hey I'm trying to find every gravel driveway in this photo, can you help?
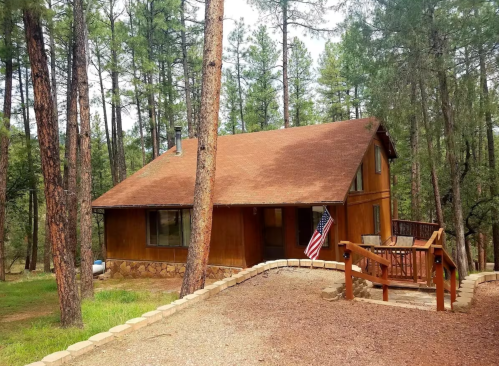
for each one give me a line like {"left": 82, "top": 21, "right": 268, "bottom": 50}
{"left": 69, "top": 268, "right": 499, "bottom": 366}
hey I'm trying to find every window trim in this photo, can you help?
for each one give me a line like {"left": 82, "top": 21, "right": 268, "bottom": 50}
{"left": 373, "top": 205, "right": 381, "bottom": 235}
{"left": 296, "top": 206, "right": 331, "bottom": 249}
{"left": 375, "top": 145, "right": 382, "bottom": 174}
{"left": 146, "top": 209, "right": 191, "bottom": 248}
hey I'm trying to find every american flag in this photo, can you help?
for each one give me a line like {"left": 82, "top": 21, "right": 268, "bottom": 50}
{"left": 304, "top": 208, "right": 334, "bottom": 260}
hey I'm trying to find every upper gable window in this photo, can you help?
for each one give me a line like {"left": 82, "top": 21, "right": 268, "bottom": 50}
{"left": 350, "top": 164, "right": 363, "bottom": 192}
{"left": 375, "top": 145, "right": 382, "bottom": 174}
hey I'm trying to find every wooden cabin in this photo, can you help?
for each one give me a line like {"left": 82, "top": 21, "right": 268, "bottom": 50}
{"left": 93, "top": 118, "right": 400, "bottom": 279}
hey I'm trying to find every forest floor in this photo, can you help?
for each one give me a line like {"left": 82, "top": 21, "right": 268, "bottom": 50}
{"left": 66, "top": 267, "right": 499, "bottom": 366}
{"left": 0, "top": 274, "right": 179, "bottom": 366}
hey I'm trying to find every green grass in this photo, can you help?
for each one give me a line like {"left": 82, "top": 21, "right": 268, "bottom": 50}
{"left": 0, "top": 277, "right": 177, "bottom": 366}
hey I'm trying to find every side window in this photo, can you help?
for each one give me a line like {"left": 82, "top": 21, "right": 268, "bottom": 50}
{"left": 147, "top": 209, "right": 192, "bottom": 247}
{"left": 350, "top": 164, "right": 363, "bottom": 192}
{"left": 375, "top": 145, "right": 382, "bottom": 174}
{"left": 373, "top": 205, "right": 381, "bottom": 234}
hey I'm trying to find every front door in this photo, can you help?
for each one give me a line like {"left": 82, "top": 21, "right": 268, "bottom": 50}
{"left": 263, "top": 208, "right": 284, "bottom": 259}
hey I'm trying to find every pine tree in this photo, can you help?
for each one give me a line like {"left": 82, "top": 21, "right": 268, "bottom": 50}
{"left": 244, "top": 25, "right": 281, "bottom": 131}
{"left": 289, "top": 38, "right": 315, "bottom": 127}
{"left": 225, "top": 18, "right": 247, "bottom": 132}
{"left": 180, "top": 0, "right": 225, "bottom": 297}
{"left": 317, "top": 41, "right": 348, "bottom": 122}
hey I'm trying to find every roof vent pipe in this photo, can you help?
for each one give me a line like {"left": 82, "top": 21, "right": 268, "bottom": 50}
{"left": 174, "top": 126, "right": 182, "bottom": 155}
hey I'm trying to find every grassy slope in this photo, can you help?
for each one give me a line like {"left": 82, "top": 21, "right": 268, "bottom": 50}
{"left": 0, "top": 276, "right": 177, "bottom": 366}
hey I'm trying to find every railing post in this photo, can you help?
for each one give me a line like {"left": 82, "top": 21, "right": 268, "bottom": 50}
{"left": 412, "top": 247, "right": 418, "bottom": 283}
{"left": 426, "top": 249, "right": 432, "bottom": 287}
{"left": 450, "top": 267, "right": 456, "bottom": 309}
{"left": 344, "top": 248, "right": 354, "bottom": 300}
{"left": 381, "top": 264, "right": 388, "bottom": 301}
{"left": 434, "top": 247, "right": 445, "bottom": 311}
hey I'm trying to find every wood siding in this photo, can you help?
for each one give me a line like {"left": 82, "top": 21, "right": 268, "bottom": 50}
{"left": 105, "top": 133, "right": 393, "bottom": 268}
{"left": 106, "top": 207, "right": 245, "bottom": 267}
{"left": 346, "top": 136, "right": 392, "bottom": 244}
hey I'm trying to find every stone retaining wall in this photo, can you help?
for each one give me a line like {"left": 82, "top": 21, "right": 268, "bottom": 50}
{"left": 106, "top": 259, "right": 241, "bottom": 280}
{"left": 453, "top": 271, "right": 499, "bottom": 312}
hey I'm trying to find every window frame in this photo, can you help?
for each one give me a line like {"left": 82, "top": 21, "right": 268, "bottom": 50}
{"left": 375, "top": 145, "right": 382, "bottom": 174}
{"left": 373, "top": 205, "right": 381, "bottom": 235}
{"left": 146, "top": 209, "right": 192, "bottom": 248}
{"left": 296, "top": 206, "right": 331, "bottom": 248}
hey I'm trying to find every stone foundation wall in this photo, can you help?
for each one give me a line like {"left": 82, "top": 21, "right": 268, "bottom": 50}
{"left": 106, "top": 259, "right": 241, "bottom": 280}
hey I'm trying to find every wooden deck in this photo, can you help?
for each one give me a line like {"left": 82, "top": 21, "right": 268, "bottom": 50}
{"left": 339, "top": 225, "right": 457, "bottom": 311}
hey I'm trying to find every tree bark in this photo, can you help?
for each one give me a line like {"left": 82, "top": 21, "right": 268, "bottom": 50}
{"left": 409, "top": 81, "right": 420, "bottom": 221}
{"left": 430, "top": 23, "right": 468, "bottom": 279}
{"left": 181, "top": 0, "right": 195, "bottom": 138}
{"left": 44, "top": 219, "right": 51, "bottom": 272}
{"left": 479, "top": 44, "right": 499, "bottom": 271}
{"left": 0, "top": 3, "right": 13, "bottom": 281}
{"left": 128, "top": 10, "right": 146, "bottom": 167}
{"left": 419, "top": 76, "right": 444, "bottom": 229}
{"left": 23, "top": 7, "right": 82, "bottom": 326}
{"left": 74, "top": 0, "right": 94, "bottom": 299}
{"left": 180, "top": 0, "right": 224, "bottom": 297}
{"left": 109, "top": 1, "right": 126, "bottom": 182}
{"left": 30, "top": 190, "right": 38, "bottom": 271}
{"left": 64, "top": 38, "right": 79, "bottom": 264}
{"left": 25, "top": 190, "right": 33, "bottom": 270}
{"left": 282, "top": 1, "right": 289, "bottom": 128}
{"left": 48, "top": 0, "right": 58, "bottom": 127}
{"left": 95, "top": 45, "right": 117, "bottom": 185}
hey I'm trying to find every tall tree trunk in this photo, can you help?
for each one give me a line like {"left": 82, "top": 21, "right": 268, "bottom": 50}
{"left": 181, "top": 0, "right": 195, "bottom": 138}
{"left": 74, "top": 0, "right": 93, "bottom": 299}
{"left": 180, "top": 0, "right": 224, "bottom": 297}
{"left": 0, "top": 4, "right": 13, "bottom": 281}
{"left": 44, "top": 219, "right": 51, "bottom": 272}
{"left": 167, "top": 61, "right": 175, "bottom": 149}
{"left": 109, "top": 4, "right": 126, "bottom": 182}
{"left": 419, "top": 76, "right": 444, "bottom": 229}
{"left": 479, "top": 44, "right": 499, "bottom": 271}
{"left": 23, "top": 7, "right": 82, "bottom": 326}
{"left": 48, "top": 0, "right": 58, "bottom": 126}
{"left": 18, "top": 50, "right": 40, "bottom": 271}
{"left": 30, "top": 190, "right": 38, "bottom": 271}
{"left": 25, "top": 190, "right": 33, "bottom": 270}
{"left": 282, "top": 1, "right": 289, "bottom": 128}
{"left": 64, "top": 39, "right": 79, "bottom": 264}
{"left": 409, "top": 81, "right": 420, "bottom": 221}
{"left": 148, "top": 72, "right": 159, "bottom": 159}
{"left": 430, "top": 21, "right": 468, "bottom": 279}
{"left": 130, "top": 46, "right": 145, "bottom": 166}
{"left": 95, "top": 46, "right": 116, "bottom": 185}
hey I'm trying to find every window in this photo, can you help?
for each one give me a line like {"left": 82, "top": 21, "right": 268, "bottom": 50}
{"left": 296, "top": 206, "right": 330, "bottom": 248}
{"left": 147, "top": 209, "right": 192, "bottom": 247}
{"left": 375, "top": 145, "right": 382, "bottom": 174}
{"left": 350, "top": 164, "right": 363, "bottom": 192}
{"left": 373, "top": 205, "right": 381, "bottom": 234}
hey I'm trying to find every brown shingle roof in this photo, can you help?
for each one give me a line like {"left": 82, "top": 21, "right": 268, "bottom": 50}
{"left": 92, "top": 118, "right": 382, "bottom": 208}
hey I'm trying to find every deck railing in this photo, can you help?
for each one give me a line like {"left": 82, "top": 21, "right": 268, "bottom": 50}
{"left": 392, "top": 219, "right": 440, "bottom": 240}
{"left": 339, "top": 241, "right": 391, "bottom": 302}
{"left": 340, "top": 229, "right": 457, "bottom": 311}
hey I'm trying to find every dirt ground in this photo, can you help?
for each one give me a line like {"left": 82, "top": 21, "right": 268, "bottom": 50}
{"left": 67, "top": 268, "right": 499, "bottom": 366}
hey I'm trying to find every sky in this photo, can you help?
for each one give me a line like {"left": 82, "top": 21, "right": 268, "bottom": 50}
{"left": 112, "top": 0, "right": 345, "bottom": 131}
